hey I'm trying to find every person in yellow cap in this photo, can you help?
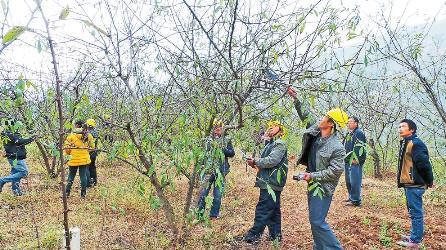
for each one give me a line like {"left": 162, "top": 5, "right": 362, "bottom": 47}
{"left": 196, "top": 119, "right": 235, "bottom": 219}
{"left": 64, "top": 120, "right": 95, "bottom": 198}
{"left": 287, "top": 86, "right": 346, "bottom": 249}
{"left": 234, "top": 120, "right": 288, "bottom": 244}
{"left": 85, "top": 119, "right": 99, "bottom": 187}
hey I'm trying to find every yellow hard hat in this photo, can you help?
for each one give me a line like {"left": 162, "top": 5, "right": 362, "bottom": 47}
{"left": 213, "top": 119, "right": 224, "bottom": 128}
{"left": 326, "top": 108, "right": 348, "bottom": 129}
{"left": 267, "top": 120, "right": 287, "bottom": 137}
{"left": 86, "top": 119, "right": 96, "bottom": 127}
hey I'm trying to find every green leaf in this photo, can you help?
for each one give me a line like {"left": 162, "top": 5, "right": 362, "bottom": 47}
{"left": 25, "top": 80, "right": 34, "bottom": 88}
{"left": 299, "top": 21, "right": 306, "bottom": 34}
{"left": 308, "top": 182, "right": 318, "bottom": 191}
{"left": 266, "top": 184, "right": 276, "bottom": 202}
{"left": 155, "top": 97, "right": 163, "bottom": 110}
{"left": 347, "top": 31, "right": 358, "bottom": 40}
{"left": 81, "top": 20, "right": 109, "bottom": 37}
{"left": 359, "top": 146, "right": 364, "bottom": 157}
{"left": 2, "top": 26, "right": 27, "bottom": 44}
{"left": 36, "top": 40, "right": 42, "bottom": 53}
{"left": 59, "top": 6, "right": 70, "bottom": 20}
{"left": 328, "top": 23, "right": 337, "bottom": 33}
{"left": 346, "top": 133, "right": 352, "bottom": 142}
{"left": 64, "top": 121, "right": 73, "bottom": 130}
{"left": 317, "top": 190, "right": 323, "bottom": 199}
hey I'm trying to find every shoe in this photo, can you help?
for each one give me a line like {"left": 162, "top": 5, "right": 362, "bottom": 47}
{"left": 81, "top": 189, "right": 86, "bottom": 198}
{"left": 345, "top": 202, "right": 361, "bottom": 207}
{"left": 401, "top": 234, "right": 410, "bottom": 242}
{"left": 396, "top": 240, "right": 420, "bottom": 249}
{"left": 268, "top": 235, "right": 282, "bottom": 242}
{"left": 232, "top": 234, "right": 260, "bottom": 245}
{"left": 209, "top": 216, "right": 218, "bottom": 220}
{"left": 13, "top": 190, "right": 23, "bottom": 196}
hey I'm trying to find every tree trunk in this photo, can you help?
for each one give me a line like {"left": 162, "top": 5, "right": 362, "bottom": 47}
{"left": 369, "top": 139, "right": 382, "bottom": 179}
{"left": 35, "top": 1, "right": 71, "bottom": 248}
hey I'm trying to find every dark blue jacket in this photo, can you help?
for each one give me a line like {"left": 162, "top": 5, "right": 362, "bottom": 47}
{"left": 344, "top": 128, "right": 367, "bottom": 165}
{"left": 2, "top": 130, "right": 34, "bottom": 160}
{"left": 220, "top": 139, "right": 235, "bottom": 176}
{"left": 397, "top": 134, "right": 434, "bottom": 188}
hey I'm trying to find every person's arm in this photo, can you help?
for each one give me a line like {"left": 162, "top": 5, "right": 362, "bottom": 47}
{"left": 412, "top": 141, "right": 434, "bottom": 187}
{"left": 88, "top": 134, "right": 95, "bottom": 150}
{"left": 222, "top": 139, "right": 235, "bottom": 157}
{"left": 310, "top": 147, "right": 345, "bottom": 182}
{"left": 287, "top": 87, "right": 316, "bottom": 126}
{"left": 354, "top": 130, "right": 367, "bottom": 165}
{"left": 63, "top": 136, "right": 72, "bottom": 155}
{"left": 255, "top": 142, "right": 287, "bottom": 169}
{"left": 12, "top": 134, "right": 34, "bottom": 146}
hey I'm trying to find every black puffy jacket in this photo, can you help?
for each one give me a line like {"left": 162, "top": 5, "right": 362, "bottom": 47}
{"left": 1, "top": 130, "right": 34, "bottom": 160}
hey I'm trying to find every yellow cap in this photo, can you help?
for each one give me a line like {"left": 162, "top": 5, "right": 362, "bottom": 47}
{"left": 326, "top": 108, "right": 348, "bottom": 129}
{"left": 86, "top": 119, "right": 96, "bottom": 127}
{"left": 267, "top": 120, "right": 287, "bottom": 138}
{"left": 213, "top": 119, "right": 224, "bottom": 128}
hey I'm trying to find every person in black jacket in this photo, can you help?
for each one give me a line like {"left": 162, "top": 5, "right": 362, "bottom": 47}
{"left": 343, "top": 116, "right": 367, "bottom": 207}
{"left": 0, "top": 120, "right": 36, "bottom": 196}
{"left": 196, "top": 120, "right": 235, "bottom": 219}
{"left": 396, "top": 119, "right": 434, "bottom": 249}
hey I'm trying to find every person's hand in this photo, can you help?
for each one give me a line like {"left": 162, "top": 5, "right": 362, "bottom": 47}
{"left": 247, "top": 158, "right": 255, "bottom": 168}
{"left": 261, "top": 134, "right": 271, "bottom": 142}
{"left": 301, "top": 173, "right": 312, "bottom": 181}
{"left": 287, "top": 86, "right": 297, "bottom": 100}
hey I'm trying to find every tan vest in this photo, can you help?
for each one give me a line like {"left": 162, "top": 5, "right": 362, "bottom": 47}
{"left": 399, "top": 141, "right": 414, "bottom": 184}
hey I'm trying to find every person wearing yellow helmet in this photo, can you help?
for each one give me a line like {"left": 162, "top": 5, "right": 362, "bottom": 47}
{"left": 197, "top": 119, "right": 235, "bottom": 219}
{"left": 235, "top": 119, "right": 288, "bottom": 244}
{"left": 86, "top": 119, "right": 96, "bottom": 128}
{"left": 287, "top": 86, "right": 346, "bottom": 249}
{"left": 64, "top": 120, "right": 95, "bottom": 198}
{"left": 212, "top": 119, "right": 224, "bottom": 128}
{"left": 85, "top": 118, "right": 99, "bottom": 187}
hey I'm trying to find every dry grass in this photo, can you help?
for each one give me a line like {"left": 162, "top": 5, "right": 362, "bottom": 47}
{"left": 1, "top": 156, "right": 445, "bottom": 249}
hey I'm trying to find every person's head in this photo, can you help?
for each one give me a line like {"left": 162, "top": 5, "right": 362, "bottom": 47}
{"left": 347, "top": 116, "right": 359, "bottom": 131}
{"left": 212, "top": 119, "right": 224, "bottom": 137}
{"left": 266, "top": 120, "right": 285, "bottom": 138}
{"left": 399, "top": 119, "right": 417, "bottom": 138}
{"left": 74, "top": 120, "right": 84, "bottom": 129}
{"left": 2, "top": 119, "right": 19, "bottom": 132}
{"left": 318, "top": 116, "right": 336, "bottom": 131}
{"left": 86, "top": 119, "right": 96, "bottom": 128}
{"left": 319, "top": 108, "right": 348, "bottom": 133}
{"left": 3, "top": 119, "right": 15, "bottom": 128}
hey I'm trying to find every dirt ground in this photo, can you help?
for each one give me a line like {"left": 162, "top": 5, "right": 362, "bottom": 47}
{"left": 1, "top": 156, "right": 445, "bottom": 249}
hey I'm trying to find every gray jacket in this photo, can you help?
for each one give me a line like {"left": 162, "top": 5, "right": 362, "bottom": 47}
{"left": 255, "top": 138, "right": 288, "bottom": 191}
{"left": 294, "top": 99, "right": 346, "bottom": 196}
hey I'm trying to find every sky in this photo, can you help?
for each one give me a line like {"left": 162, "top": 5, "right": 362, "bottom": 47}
{"left": 1, "top": 0, "right": 445, "bottom": 82}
